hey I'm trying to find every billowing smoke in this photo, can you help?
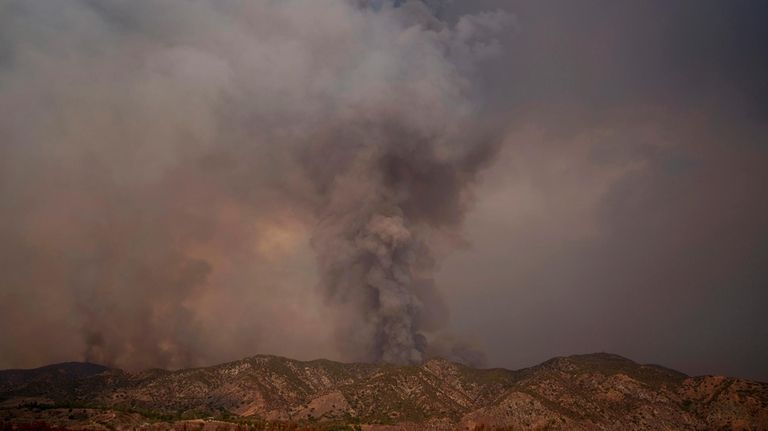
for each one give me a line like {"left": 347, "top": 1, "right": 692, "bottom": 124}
{"left": 0, "top": 0, "right": 508, "bottom": 369}
{"left": 308, "top": 123, "right": 500, "bottom": 363}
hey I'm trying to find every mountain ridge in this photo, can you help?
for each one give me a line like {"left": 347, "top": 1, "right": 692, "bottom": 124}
{"left": 1, "top": 353, "right": 766, "bottom": 430}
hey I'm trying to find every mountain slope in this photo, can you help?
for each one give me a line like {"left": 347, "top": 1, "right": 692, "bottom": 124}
{"left": 1, "top": 353, "right": 766, "bottom": 430}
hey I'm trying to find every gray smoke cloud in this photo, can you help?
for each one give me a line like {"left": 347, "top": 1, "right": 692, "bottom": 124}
{"left": 308, "top": 122, "right": 500, "bottom": 363}
{"left": 0, "top": 0, "right": 508, "bottom": 369}
{"left": 4, "top": 0, "right": 767, "bottom": 381}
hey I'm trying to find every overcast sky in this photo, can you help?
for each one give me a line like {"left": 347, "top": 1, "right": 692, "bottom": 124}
{"left": 439, "top": 0, "right": 768, "bottom": 380}
{"left": 1, "top": 0, "right": 766, "bottom": 381}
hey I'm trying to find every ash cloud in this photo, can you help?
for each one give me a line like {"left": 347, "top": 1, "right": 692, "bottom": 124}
{"left": 0, "top": 0, "right": 508, "bottom": 369}
{"left": 2, "top": 0, "right": 767, "bottom": 381}
{"left": 308, "top": 123, "right": 500, "bottom": 363}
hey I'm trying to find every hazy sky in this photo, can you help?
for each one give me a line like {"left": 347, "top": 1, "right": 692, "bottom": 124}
{"left": 439, "top": 0, "right": 768, "bottom": 381}
{"left": 1, "top": 0, "right": 766, "bottom": 381}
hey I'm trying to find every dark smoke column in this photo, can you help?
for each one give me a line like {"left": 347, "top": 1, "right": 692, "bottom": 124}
{"left": 313, "top": 206, "right": 426, "bottom": 364}
{"left": 299, "top": 0, "right": 509, "bottom": 365}
{"left": 308, "top": 125, "right": 499, "bottom": 364}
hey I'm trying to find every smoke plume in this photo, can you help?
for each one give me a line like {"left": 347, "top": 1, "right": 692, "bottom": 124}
{"left": 0, "top": 0, "right": 508, "bottom": 368}
{"left": 308, "top": 123, "right": 500, "bottom": 363}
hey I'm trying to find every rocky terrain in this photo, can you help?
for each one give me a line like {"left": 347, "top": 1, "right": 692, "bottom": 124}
{"left": 1, "top": 353, "right": 766, "bottom": 430}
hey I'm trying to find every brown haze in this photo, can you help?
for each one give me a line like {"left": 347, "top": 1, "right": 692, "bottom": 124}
{"left": 0, "top": 0, "right": 510, "bottom": 370}
{"left": 1, "top": 0, "right": 767, "bottom": 381}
